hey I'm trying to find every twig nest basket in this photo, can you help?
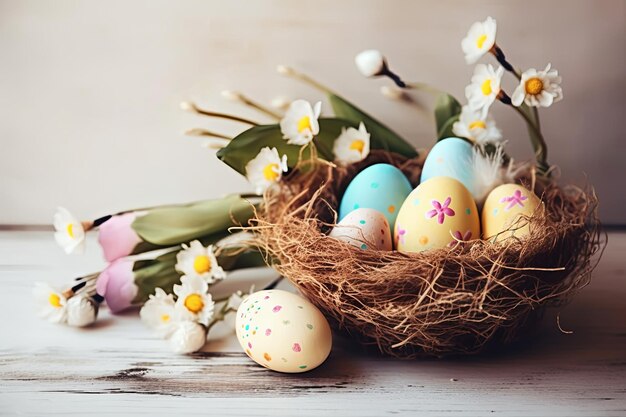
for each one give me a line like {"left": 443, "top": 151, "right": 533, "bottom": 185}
{"left": 251, "top": 150, "right": 603, "bottom": 358}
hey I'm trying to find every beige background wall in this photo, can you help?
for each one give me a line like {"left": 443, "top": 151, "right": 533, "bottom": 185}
{"left": 1, "top": 0, "right": 624, "bottom": 224}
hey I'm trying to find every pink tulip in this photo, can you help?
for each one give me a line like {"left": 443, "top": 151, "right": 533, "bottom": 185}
{"left": 96, "top": 259, "right": 138, "bottom": 313}
{"left": 97, "top": 212, "right": 142, "bottom": 262}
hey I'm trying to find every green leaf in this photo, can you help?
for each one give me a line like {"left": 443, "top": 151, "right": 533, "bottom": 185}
{"left": 434, "top": 93, "right": 462, "bottom": 140}
{"left": 131, "top": 195, "right": 254, "bottom": 246}
{"left": 327, "top": 93, "right": 417, "bottom": 158}
{"left": 216, "top": 118, "right": 356, "bottom": 176}
{"left": 132, "top": 256, "right": 179, "bottom": 304}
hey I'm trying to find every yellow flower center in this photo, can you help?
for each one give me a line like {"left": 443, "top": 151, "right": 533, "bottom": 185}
{"left": 184, "top": 293, "right": 204, "bottom": 313}
{"left": 193, "top": 255, "right": 211, "bottom": 274}
{"left": 263, "top": 163, "right": 280, "bottom": 181}
{"left": 476, "top": 34, "right": 488, "bottom": 49}
{"left": 469, "top": 120, "right": 487, "bottom": 130}
{"left": 525, "top": 77, "right": 544, "bottom": 95}
{"left": 49, "top": 293, "right": 62, "bottom": 308}
{"left": 161, "top": 314, "right": 170, "bottom": 323}
{"left": 349, "top": 139, "right": 365, "bottom": 153}
{"left": 297, "top": 116, "right": 311, "bottom": 133}
{"left": 66, "top": 223, "right": 74, "bottom": 238}
{"left": 481, "top": 79, "right": 493, "bottom": 96}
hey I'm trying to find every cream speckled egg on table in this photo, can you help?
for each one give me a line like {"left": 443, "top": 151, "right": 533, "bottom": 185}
{"left": 481, "top": 183, "right": 543, "bottom": 242}
{"left": 329, "top": 208, "right": 392, "bottom": 251}
{"left": 394, "top": 176, "right": 480, "bottom": 252}
{"left": 235, "top": 290, "right": 332, "bottom": 373}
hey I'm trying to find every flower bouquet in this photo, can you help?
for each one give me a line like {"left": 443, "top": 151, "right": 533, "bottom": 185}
{"left": 38, "top": 16, "right": 603, "bottom": 361}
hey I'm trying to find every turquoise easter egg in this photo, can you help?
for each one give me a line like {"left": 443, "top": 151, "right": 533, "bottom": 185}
{"left": 420, "top": 137, "right": 474, "bottom": 194}
{"left": 339, "top": 163, "right": 412, "bottom": 230}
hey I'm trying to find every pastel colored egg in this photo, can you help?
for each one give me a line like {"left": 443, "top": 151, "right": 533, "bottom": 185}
{"left": 339, "top": 163, "right": 412, "bottom": 230}
{"left": 420, "top": 137, "right": 474, "bottom": 195}
{"left": 329, "top": 208, "right": 392, "bottom": 251}
{"left": 481, "top": 184, "right": 543, "bottom": 242}
{"left": 394, "top": 176, "right": 480, "bottom": 252}
{"left": 235, "top": 290, "right": 332, "bottom": 373}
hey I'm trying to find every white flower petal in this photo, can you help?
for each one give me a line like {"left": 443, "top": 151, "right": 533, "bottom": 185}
{"left": 169, "top": 321, "right": 207, "bottom": 354}
{"left": 355, "top": 50, "right": 385, "bottom": 77}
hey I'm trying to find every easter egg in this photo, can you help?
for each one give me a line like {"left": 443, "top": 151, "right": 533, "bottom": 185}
{"left": 394, "top": 177, "right": 480, "bottom": 252}
{"left": 420, "top": 137, "right": 474, "bottom": 195}
{"left": 481, "top": 184, "right": 542, "bottom": 242}
{"left": 329, "top": 208, "right": 392, "bottom": 251}
{"left": 339, "top": 163, "right": 412, "bottom": 230}
{"left": 235, "top": 290, "right": 332, "bottom": 373}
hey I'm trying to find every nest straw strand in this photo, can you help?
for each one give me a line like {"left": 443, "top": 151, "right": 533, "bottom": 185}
{"left": 248, "top": 150, "right": 604, "bottom": 358}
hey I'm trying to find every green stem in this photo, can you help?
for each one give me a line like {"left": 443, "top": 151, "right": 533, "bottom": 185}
{"left": 509, "top": 104, "right": 550, "bottom": 175}
{"left": 405, "top": 82, "right": 442, "bottom": 95}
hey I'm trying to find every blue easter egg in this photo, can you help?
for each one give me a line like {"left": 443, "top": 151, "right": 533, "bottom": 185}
{"left": 339, "top": 163, "right": 412, "bottom": 230}
{"left": 420, "top": 137, "right": 474, "bottom": 194}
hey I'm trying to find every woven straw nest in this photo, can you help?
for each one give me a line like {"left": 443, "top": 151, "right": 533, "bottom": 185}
{"left": 249, "top": 150, "right": 604, "bottom": 358}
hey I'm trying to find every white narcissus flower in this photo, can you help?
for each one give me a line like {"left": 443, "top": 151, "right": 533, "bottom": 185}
{"left": 140, "top": 288, "right": 177, "bottom": 338}
{"left": 175, "top": 240, "right": 225, "bottom": 283}
{"left": 245, "top": 147, "right": 288, "bottom": 195}
{"left": 333, "top": 122, "right": 371, "bottom": 165}
{"left": 33, "top": 282, "right": 67, "bottom": 323}
{"left": 461, "top": 17, "right": 497, "bottom": 65}
{"left": 53, "top": 207, "right": 86, "bottom": 254}
{"left": 465, "top": 64, "right": 504, "bottom": 118}
{"left": 511, "top": 64, "right": 563, "bottom": 108}
{"left": 169, "top": 321, "right": 207, "bottom": 354}
{"left": 355, "top": 50, "right": 385, "bottom": 77}
{"left": 66, "top": 295, "right": 97, "bottom": 327}
{"left": 452, "top": 105, "right": 503, "bottom": 145}
{"left": 173, "top": 275, "right": 215, "bottom": 326}
{"left": 279, "top": 99, "right": 322, "bottom": 145}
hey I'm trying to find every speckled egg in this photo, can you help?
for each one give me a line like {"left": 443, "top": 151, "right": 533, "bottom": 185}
{"left": 235, "top": 290, "right": 332, "bottom": 373}
{"left": 420, "top": 137, "right": 474, "bottom": 194}
{"left": 339, "top": 163, "right": 412, "bottom": 230}
{"left": 481, "top": 184, "right": 543, "bottom": 242}
{"left": 394, "top": 176, "right": 480, "bottom": 252}
{"left": 329, "top": 208, "right": 392, "bottom": 251}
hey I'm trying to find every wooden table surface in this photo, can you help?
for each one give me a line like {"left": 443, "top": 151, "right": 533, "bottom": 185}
{"left": 0, "top": 231, "right": 624, "bottom": 416}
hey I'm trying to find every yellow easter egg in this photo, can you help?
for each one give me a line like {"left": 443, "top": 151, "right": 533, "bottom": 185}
{"left": 394, "top": 177, "right": 480, "bottom": 252}
{"left": 481, "top": 184, "right": 543, "bottom": 242}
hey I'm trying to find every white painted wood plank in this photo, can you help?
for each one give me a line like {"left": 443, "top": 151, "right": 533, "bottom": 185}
{"left": 0, "top": 231, "right": 624, "bottom": 416}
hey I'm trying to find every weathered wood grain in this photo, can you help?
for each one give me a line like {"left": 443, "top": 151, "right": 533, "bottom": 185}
{"left": 0, "top": 231, "right": 624, "bottom": 416}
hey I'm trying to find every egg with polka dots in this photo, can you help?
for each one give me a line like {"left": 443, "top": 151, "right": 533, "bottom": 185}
{"left": 339, "top": 163, "right": 412, "bottom": 230}
{"left": 235, "top": 290, "right": 332, "bottom": 373}
{"left": 330, "top": 208, "right": 392, "bottom": 251}
{"left": 394, "top": 176, "right": 480, "bottom": 253}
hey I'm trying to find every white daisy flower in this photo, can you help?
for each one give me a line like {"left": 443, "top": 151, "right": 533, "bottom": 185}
{"left": 140, "top": 288, "right": 177, "bottom": 338}
{"left": 175, "top": 240, "right": 225, "bottom": 283}
{"left": 245, "top": 147, "right": 288, "bottom": 195}
{"left": 33, "top": 282, "right": 67, "bottom": 323}
{"left": 355, "top": 50, "right": 386, "bottom": 77}
{"left": 511, "top": 64, "right": 563, "bottom": 108}
{"left": 461, "top": 17, "right": 497, "bottom": 65}
{"left": 465, "top": 64, "right": 504, "bottom": 118}
{"left": 279, "top": 99, "right": 322, "bottom": 145}
{"left": 173, "top": 275, "right": 215, "bottom": 326}
{"left": 169, "top": 320, "right": 207, "bottom": 354}
{"left": 53, "top": 207, "right": 86, "bottom": 254}
{"left": 333, "top": 122, "right": 371, "bottom": 165}
{"left": 66, "top": 295, "right": 97, "bottom": 327}
{"left": 452, "top": 105, "right": 503, "bottom": 145}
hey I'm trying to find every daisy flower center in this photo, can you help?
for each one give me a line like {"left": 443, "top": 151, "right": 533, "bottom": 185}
{"left": 49, "top": 293, "right": 62, "bottom": 308}
{"left": 469, "top": 120, "right": 487, "bottom": 130}
{"left": 349, "top": 139, "right": 365, "bottom": 153}
{"left": 297, "top": 116, "right": 311, "bottom": 133}
{"left": 184, "top": 293, "right": 204, "bottom": 313}
{"left": 66, "top": 223, "right": 74, "bottom": 238}
{"left": 161, "top": 314, "right": 170, "bottom": 323}
{"left": 262, "top": 163, "right": 280, "bottom": 181}
{"left": 476, "top": 34, "right": 488, "bottom": 49}
{"left": 525, "top": 77, "right": 544, "bottom": 95}
{"left": 193, "top": 255, "right": 211, "bottom": 274}
{"left": 481, "top": 79, "right": 493, "bottom": 96}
